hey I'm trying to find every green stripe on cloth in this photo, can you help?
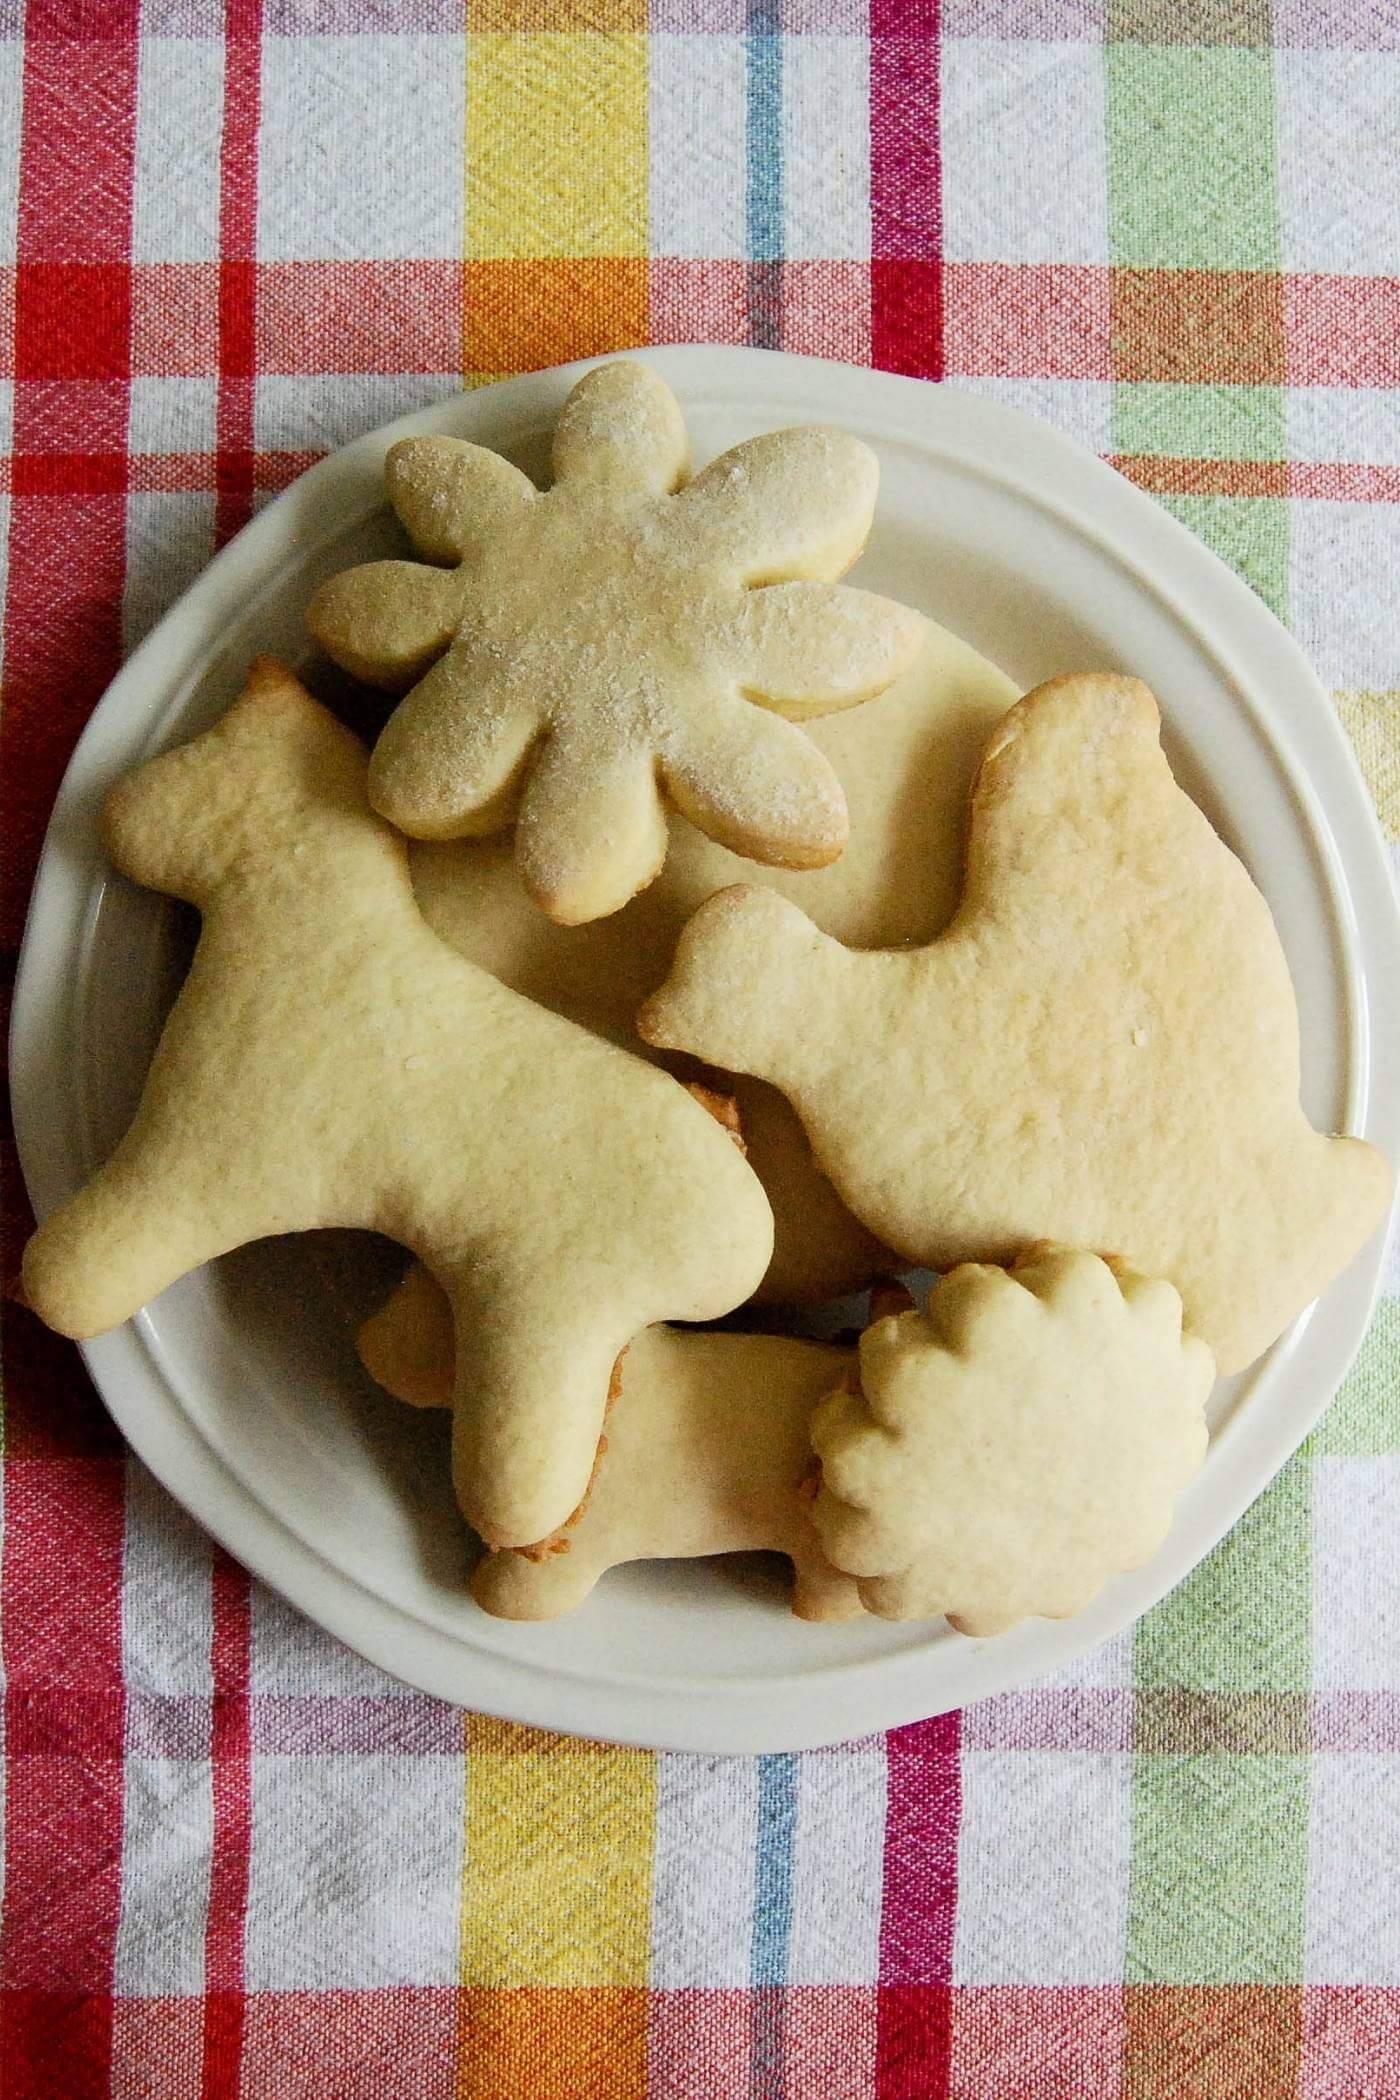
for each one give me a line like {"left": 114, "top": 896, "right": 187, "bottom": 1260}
{"left": 1113, "top": 381, "right": 1285, "bottom": 461}
{"left": 1131, "top": 1460, "right": 1311, "bottom": 1696}
{"left": 1149, "top": 494, "right": 1289, "bottom": 616}
{"left": 1106, "top": 47, "right": 1281, "bottom": 272}
{"left": 1107, "top": 38, "right": 1289, "bottom": 614}
{"left": 1105, "top": 10, "right": 1312, "bottom": 2029}
{"left": 1127, "top": 1756, "right": 1310, "bottom": 1984}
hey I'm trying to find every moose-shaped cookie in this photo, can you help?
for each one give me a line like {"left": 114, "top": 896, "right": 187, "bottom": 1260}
{"left": 642, "top": 673, "right": 1392, "bottom": 1372}
{"left": 21, "top": 659, "right": 772, "bottom": 1548}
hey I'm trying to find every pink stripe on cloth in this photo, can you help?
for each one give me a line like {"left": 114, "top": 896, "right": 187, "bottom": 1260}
{"left": 648, "top": 1987, "right": 754, "bottom": 2099}
{"left": 1286, "top": 273, "right": 1400, "bottom": 388}
{"left": 1312, "top": 1692, "right": 1400, "bottom": 1751}
{"left": 960, "top": 1689, "right": 1133, "bottom": 1754}
{"left": 214, "top": 0, "right": 262, "bottom": 547}
{"left": 877, "top": 1713, "right": 962, "bottom": 2097}
{"left": 870, "top": 0, "right": 942, "bottom": 380}
{"left": 251, "top": 1695, "right": 465, "bottom": 1754}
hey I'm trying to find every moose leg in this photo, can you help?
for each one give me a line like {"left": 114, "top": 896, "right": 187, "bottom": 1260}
{"left": 22, "top": 1136, "right": 297, "bottom": 1340}
{"left": 470, "top": 1543, "right": 606, "bottom": 1621}
{"left": 446, "top": 1267, "right": 632, "bottom": 1551}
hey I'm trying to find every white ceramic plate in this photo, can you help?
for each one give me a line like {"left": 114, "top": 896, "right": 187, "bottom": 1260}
{"left": 11, "top": 347, "right": 1399, "bottom": 1753}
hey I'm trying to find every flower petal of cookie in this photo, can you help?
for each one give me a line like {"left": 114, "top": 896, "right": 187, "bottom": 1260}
{"left": 517, "top": 736, "right": 669, "bottom": 925}
{"left": 669, "top": 426, "right": 881, "bottom": 585}
{"left": 386, "top": 437, "right": 536, "bottom": 564}
{"left": 308, "top": 560, "right": 462, "bottom": 693}
{"left": 734, "top": 584, "right": 925, "bottom": 719}
{"left": 368, "top": 653, "right": 542, "bottom": 839}
{"left": 551, "top": 360, "right": 690, "bottom": 497}
{"left": 659, "top": 695, "right": 849, "bottom": 869}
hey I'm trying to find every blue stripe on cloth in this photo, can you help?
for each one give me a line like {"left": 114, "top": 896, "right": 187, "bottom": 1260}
{"left": 750, "top": 1751, "right": 798, "bottom": 2098}
{"left": 746, "top": 0, "right": 783, "bottom": 348}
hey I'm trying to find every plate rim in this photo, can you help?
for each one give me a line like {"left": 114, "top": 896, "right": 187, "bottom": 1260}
{"left": 9, "top": 343, "right": 1399, "bottom": 1753}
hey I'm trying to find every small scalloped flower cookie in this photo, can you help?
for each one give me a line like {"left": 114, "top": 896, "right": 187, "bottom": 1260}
{"left": 307, "top": 359, "right": 922, "bottom": 924}
{"left": 811, "top": 1246, "right": 1216, "bottom": 1636}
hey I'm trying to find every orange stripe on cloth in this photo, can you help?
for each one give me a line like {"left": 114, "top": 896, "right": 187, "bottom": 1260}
{"left": 1111, "top": 455, "right": 1400, "bottom": 502}
{"left": 457, "top": 1718, "right": 656, "bottom": 2096}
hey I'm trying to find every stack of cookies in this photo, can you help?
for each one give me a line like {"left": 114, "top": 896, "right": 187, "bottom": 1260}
{"left": 23, "top": 363, "right": 1392, "bottom": 1641}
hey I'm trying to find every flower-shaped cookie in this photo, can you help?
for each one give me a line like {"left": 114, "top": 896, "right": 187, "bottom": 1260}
{"left": 811, "top": 1247, "right": 1215, "bottom": 1635}
{"left": 308, "top": 360, "right": 922, "bottom": 923}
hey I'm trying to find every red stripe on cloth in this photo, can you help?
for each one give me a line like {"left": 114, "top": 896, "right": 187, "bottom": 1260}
{"left": 0, "top": 449, "right": 323, "bottom": 496}
{"left": 200, "top": 35, "right": 261, "bottom": 2070}
{"left": 241, "top": 1988, "right": 460, "bottom": 2098}
{"left": 12, "top": 262, "right": 132, "bottom": 380}
{"left": 1286, "top": 273, "right": 1400, "bottom": 389}
{"left": 2, "top": 434, "right": 134, "bottom": 935}
{"left": 215, "top": 0, "right": 263, "bottom": 547}
{"left": 944, "top": 261, "right": 1112, "bottom": 380}
{"left": 6, "top": 450, "right": 130, "bottom": 494}
{"left": 876, "top": 1712, "right": 962, "bottom": 2098}
{"left": 0, "top": 1458, "right": 128, "bottom": 2093}
{"left": 1, "top": 18, "right": 139, "bottom": 955}
{"left": 14, "top": 32, "right": 140, "bottom": 267}
{"left": 1, "top": 20, "right": 139, "bottom": 2092}
{"left": 1289, "top": 459, "right": 1400, "bottom": 501}
{"left": 2, "top": 1992, "right": 121, "bottom": 2100}
{"left": 256, "top": 259, "right": 466, "bottom": 375}
{"left": 870, "top": 0, "right": 942, "bottom": 380}
{"left": 201, "top": 1549, "right": 254, "bottom": 2100}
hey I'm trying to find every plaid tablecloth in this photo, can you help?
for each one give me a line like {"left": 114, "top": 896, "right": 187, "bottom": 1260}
{"left": 3, "top": 2, "right": 1399, "bottom": 2094}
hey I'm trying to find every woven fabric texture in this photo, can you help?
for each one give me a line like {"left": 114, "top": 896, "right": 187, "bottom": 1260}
{"left": 2, "top": 3, "right": 1398, "bottom": 2095}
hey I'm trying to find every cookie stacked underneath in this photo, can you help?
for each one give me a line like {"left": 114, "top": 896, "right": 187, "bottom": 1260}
{"left": 22, "top": 362, "right": 1392, "bottom": 1640}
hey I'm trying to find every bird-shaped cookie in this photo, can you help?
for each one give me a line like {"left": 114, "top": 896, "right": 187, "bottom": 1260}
{"left": 22, "top": 659, "right": 773, "bottom": 1547}
{"left": 308, "top": 359, "right": 922, "bottom": 923}
{"left": 641, "top": 673, "right": 1392, "bottom": 1372}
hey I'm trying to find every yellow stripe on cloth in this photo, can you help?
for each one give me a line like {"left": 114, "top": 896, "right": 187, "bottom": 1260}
{"left": 466, "top": 32, "right": 648, "bottom": 260}
{"left": 457, "top": 1718, "right": 656, "bottom": 2097}
{"left": 459, "top": 1716, "right": 657, "bottom": 1987}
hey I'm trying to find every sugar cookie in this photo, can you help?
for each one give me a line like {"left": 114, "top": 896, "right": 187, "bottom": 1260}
{"left": 307, "top": 359, "right": 922, "bottom": 922}
{"left": 812, "top": 1246, "right": 1214, "bottom": 1634}
{"left": 641, "top": 673, "right": 1393, "bottom": 1371}
{"left": 21, "top": 660, "right": 772, "bottom": 1548}
{"left": 410, "top": 623, "right": 1017, "bottom": 1303}
{"left": 358, "top": 1299, "right": 862, "bottom": 1623}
